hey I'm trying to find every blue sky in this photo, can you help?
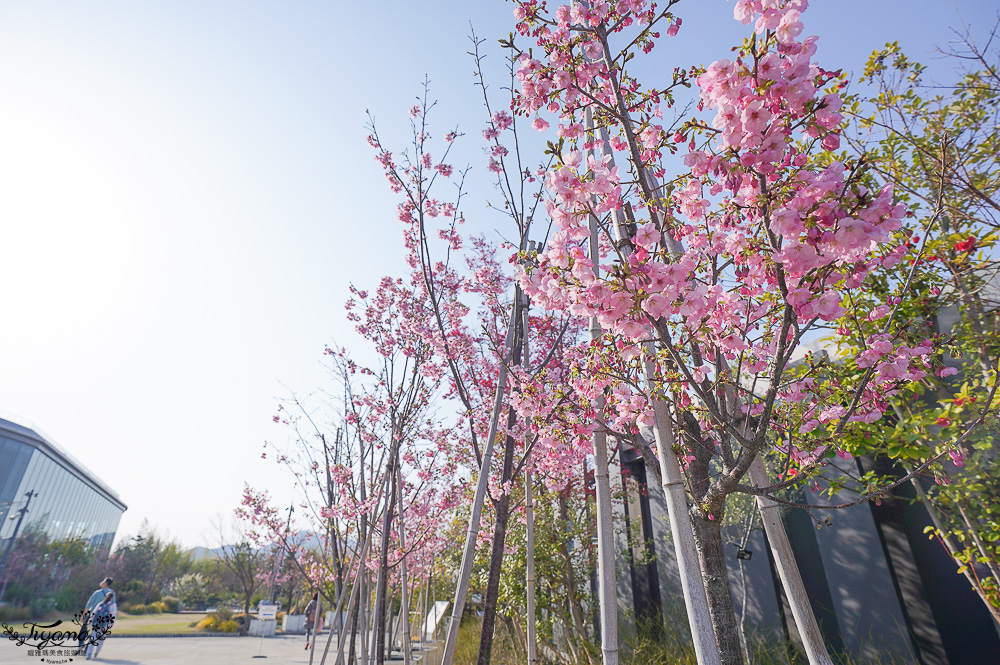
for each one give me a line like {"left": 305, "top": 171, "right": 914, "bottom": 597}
{"left": 0, "top": 0, "right": 995, "bottom": 548}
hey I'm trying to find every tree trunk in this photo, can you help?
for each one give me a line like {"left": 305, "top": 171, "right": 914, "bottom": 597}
{"left": 554, "top": 593, "right": 584, "bottom": 665}
{"left": 559, "top": 493, "right": 596, "bottom": 665}
{"left": 360, "top": 571, "right": 370, "bottom": 665}
{"left": 347, "top": 577, "right": 362, "bottom": 665}
{"left": 319, "top": 526, "right": 376, "bottom": 665}
{"left": 591, "top": 112, "right": 721, "bottom": 664}
{"left": 441, "top": 308, "right": 520, "bottom": 665}
{"left": 525, "top": 467, "right": 537, "bottom": 665}
{"left": 397, "top": 460, "right": 413, "bottom": 665}
{"left": 374, "top": 465, "right": 398, "bottom": 665}
{"left": 243, "top": 594, "right": 252, "bottom": 637}
{"left": 645, "top": 372, "right": 722, "bottom": 665}
{"left": 690, "top": 511, "right": 744, "bottom": 665}
{"left": 476, "top": 407, "right": 519, "bottom": 665}
{"left": 523, "top": 297, "right": 538, "bottom": 665}
{"left": 476, "top": 292, "right": 526, "bottom": 665}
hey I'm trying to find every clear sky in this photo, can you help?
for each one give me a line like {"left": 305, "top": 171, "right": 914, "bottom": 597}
{"left": 0, "top": 0, "right": 994, "bottom": 549}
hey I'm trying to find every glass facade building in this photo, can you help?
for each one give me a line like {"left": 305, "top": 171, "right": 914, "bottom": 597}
{"left": 0, "top": 417, "right": 126, "bottom": 553}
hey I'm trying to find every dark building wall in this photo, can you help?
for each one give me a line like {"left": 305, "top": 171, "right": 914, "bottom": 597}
{"left": 614, "top": 441, "right": 1000, "bottom": 664}
{"left": 807, "top": 465, "right": 916, "bottom": 662}
{"left": 863, "top": 456, "right": 1000, "bottom": 665}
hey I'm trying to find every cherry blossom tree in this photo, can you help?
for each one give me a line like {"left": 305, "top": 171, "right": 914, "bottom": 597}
{"left": 502, "top": 1, "right": 991, "bottom": 663}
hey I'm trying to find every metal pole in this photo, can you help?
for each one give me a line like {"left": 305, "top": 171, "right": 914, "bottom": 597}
{"left": 586, "top": 105, "right": 619, "bottom": 665}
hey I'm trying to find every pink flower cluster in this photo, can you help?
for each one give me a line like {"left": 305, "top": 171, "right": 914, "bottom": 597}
{"left": 509, "top": 0, "right": 933, "bottom": 455}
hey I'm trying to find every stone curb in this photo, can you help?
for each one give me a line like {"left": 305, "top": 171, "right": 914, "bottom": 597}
{"left": 115, "top": 632, "right": 245, "bottom": 638}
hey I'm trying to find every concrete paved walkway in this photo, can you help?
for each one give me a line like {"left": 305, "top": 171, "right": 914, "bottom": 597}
{"left": 0, "top": 634, "right": 327, "bottom": 665}
{"left": 0, "top": 633, "right": 443, "bottom": 665}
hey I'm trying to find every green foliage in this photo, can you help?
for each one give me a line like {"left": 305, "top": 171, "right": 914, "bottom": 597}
{"left": 110, "top": 521, "right": 192, "bottom": 606}
{"left": 159, "top": 596, "right": 182, "bottom": 613}
{"left": 28, "top": 596, "right": 57, "bottom": 618}
{"left": 452, "top": 618, "right": 525, "bottom": 665}
{"left": 0, "top": 605, "right": 32, "bottom": 622}
{"left": 148, "top": 601, "right": 168, "bottom": 613}
{"left": 469, "top": 478, "right": 601, "bottom": 664}
{"left": 0, "top": 530, "right": 105, "bottom": 613}
{"left": 53, "top": 588, "right": 82, "bottom": 612}
{"left": 211, "top": 606, "right": 234, "bottom": 623}
{"left": 218, "top": 619, "right": 240, "bottom": 632}
{"left": 195, "top": 616, "right": 217, "bottom": 631}
{"left": 834, "top": 27, "right": 1000, "bottom": 622}
{"left": 2, "top": 582, "right": 32, "bottom": 607}
{"left": 167, "top": 571, "right": 217, "bottom": 609}
{"left": 623, "top": 617, "right": 696, "bottom": 665}
{"left": 194, "top": 607, "right": 241, "bottom": 633}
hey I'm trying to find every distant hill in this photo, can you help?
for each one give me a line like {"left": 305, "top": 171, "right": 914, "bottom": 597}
{"left": 187, "top": 532, "right": 321, "bottom": 560}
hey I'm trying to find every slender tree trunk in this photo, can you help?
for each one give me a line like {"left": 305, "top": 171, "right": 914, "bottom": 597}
{"left": 347, "top": 578, "right": 362, "bottom": 665}
{"left": 523, "top": 295, "right": 538, "bottom": 665}
{"left": 476, "top": 405, "right": 519, "bottom": 665}
{"left": 317, "top": 520, "right": 376, "bottom": 665}
{"left": 332, "top": 533, "right": 345, "bottom": 631}
{"left": 559, "top": 493, "right": 585, "bottom": 638}
{"left": 387, "top": 586, "right": 396, "bottom": 659}
{"left": 689, "top": 512, "right": 744, "bottom": 665}
{"left": 555, "top": 593, "right": 584, "bottom": 665}
{"left": 645, "top": 373, "right": 722, "bottom": 665}
{"left": 397, "top": 460, "right": 412, "bottom": 665}
{"left": 374, "top": 463, "right": 399, "bottom": 665}
{"left": 683, "top": 409, "right": 742, "bottom": 665}
{"left": 321, "top": 533, "right": 376, "bottom": 665}
{"left": 525, "top": 467, "right": 537, "bottom": 665}
{"left": 326, "top": 436, "right": 346, "bottom": 642}
{"left": 592, "top": 416, "right": 619, "bottom": 665}
{"left": 590, "top": 113, "right": 721, "bottom": 664}
{"left": 441, "top": 310, "right": 520, "bottom": 665}
{"left": 360, "top": 572, "right": 370, "bottom": 665}
{"left": 559, "top": 493, "right": 595, "bottom": 665}
{"left": 471, "top": 296, "right": 525, "bottom": 665}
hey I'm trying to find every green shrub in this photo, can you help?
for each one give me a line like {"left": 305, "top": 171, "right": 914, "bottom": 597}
{"left": 3, "top": 582, "right": 31, "bottom": 607}
{"left": 29, "top": 596, "right": 57, "bottom": 618}
{"left": 210, "top": 607, "right": 234, "bottom": 623}
{"left": 160, "top": 596, "right": 181, "bottom": 613}
{"left": 129, "top": 604, "right": 148, "bottom": 615}
{"left": 196, "top": 617, "right": 217, "bottom": 631}
{"left": 148, "top": 601, "right": 167, "bottom": 614}
{"left": 0, "top": 605, "right": 32, "bottom": 622}
{"left": 54, "top": 589, "right": 81, "bottom": 612}
{"left": 218, "top": 620, "right": 239, "bottom": 633}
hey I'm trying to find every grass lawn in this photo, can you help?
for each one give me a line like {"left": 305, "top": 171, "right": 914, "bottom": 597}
{"left": 112, "top": 612, "right": 209, "bottom": 634}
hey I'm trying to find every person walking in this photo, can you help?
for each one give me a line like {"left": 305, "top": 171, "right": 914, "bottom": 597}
{"left": 304, "top": 592, "right": 319, "bottom": 650}
{"left": 81, "top": 577, "right": 116, "bottom": 660}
